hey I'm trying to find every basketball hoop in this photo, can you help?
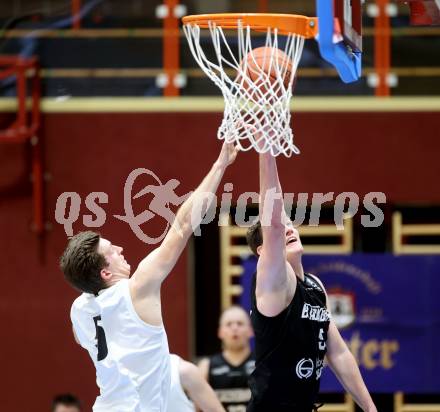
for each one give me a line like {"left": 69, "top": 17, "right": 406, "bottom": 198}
{"left": 182, "top": 13, "right": 318, "bottom": 157}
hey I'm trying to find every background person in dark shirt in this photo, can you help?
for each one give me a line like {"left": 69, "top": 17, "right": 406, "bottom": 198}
{"left": 199, "top": 306, "right": 255, "bottom": 412}
{"left": 52, "top": 394, "right": 82, "bottom": 412}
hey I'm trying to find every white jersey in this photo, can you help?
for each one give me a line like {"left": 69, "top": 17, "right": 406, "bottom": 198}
{"left": 71, "top": 279, "right": 170, "bottom": 412}
{"left": 167, "top": 355, "right": 195, "bottom": 412}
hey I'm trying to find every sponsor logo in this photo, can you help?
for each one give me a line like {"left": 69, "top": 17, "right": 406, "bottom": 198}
{"left": 301, "top": 303, "right": 331, "bottom": 322}
{"left": 316, "top": 358, "right": 324, "bottom": 380}
{"left": 295, "top": 358, "right": 314, "bottom": 379}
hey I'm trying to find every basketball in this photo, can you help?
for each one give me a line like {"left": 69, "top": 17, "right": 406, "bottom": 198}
{"left": 241, "top": 46, "right": 294, "bottom": 93}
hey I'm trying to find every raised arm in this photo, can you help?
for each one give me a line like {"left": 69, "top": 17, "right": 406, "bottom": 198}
{"left": 256, "top": 153, "right": 295, "bottom": 316}
{"left": 131, "top": 143, "right": 238, "bottom": 295}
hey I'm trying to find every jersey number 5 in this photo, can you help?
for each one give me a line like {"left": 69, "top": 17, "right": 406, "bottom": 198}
{"left": 93, "top": 315, "right": 108, "bottom": 361}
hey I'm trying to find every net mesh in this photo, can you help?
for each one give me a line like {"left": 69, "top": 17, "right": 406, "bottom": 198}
{"left": 183, "top": 20, "right": 305, "bottom": 157}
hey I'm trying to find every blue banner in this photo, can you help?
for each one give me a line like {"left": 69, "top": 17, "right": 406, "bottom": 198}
{"left": 239, "top": 254, "right": 440, "bottom": 393}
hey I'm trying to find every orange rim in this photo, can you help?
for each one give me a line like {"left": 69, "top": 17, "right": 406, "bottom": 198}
{"left": 182, "top": 13, "right": 318, "bottom": 38}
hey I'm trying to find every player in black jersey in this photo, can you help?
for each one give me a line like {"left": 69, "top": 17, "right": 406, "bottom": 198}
{"left": 199, "top": 306, "right": 255, "bottom": 412}
{"left": 245, "top": 151, "right": 377, "bottom": 412}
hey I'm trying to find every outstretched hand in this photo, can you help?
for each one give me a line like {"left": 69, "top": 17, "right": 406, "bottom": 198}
{"left": 216, "top": 142, "right": 239, "bottom": 168}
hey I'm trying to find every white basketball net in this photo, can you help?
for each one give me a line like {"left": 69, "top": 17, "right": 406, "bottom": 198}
{"left": 183, "top": 21, "right": 305, "bottom": 157}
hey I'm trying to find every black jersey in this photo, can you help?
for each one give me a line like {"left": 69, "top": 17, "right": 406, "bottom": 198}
{"left": 248, "top": 273, "right": 330, "bottom": 412}
{"left": 208, "top": 352, "right": 255, "bottom": 412}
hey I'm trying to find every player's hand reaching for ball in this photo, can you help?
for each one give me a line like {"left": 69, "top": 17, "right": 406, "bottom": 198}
{"left": 216, "top": 142, "right": 239, "bottom": 168}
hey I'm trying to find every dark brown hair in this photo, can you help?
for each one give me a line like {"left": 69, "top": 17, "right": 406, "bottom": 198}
{"left": 52, "top": 393, "right": 82, "bottom": 412}
{"left": 246, "top": 220, "right": 262, "bottom": 256}
{"left": 60, "top": 231, "right": 107, "bottom": 295}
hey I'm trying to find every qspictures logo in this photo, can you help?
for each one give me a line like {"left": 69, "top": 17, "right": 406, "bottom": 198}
{"left": 55, "top": 168, "right": 387, "bottom": 244}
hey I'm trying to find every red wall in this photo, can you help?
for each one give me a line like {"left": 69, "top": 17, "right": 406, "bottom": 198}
{"left": 1, "top": 111, "right": 439, "bottom": 411}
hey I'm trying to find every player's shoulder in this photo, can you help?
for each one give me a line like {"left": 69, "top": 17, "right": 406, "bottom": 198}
{"left": 71, "top": 292, "right": 95, "bottom": 314}
{"left": 95, "top": 279, "right": 129, "bottom": 307}
{"left": 170, "top": 353, "right": 181, "bottom": 362}
{"left": 197, "top": 357, "right": 210, "bottom": 380}
{"left": 70, "top": 295, "right": 83, "bottom": 323}
{"left": 71, "top": 283, "right": 128, "bottom": 320}
{"left": 169, "top": 353, "right": 179, "bottom": 365}
{"left": 70, "top": 293, "right": 100, "bottom": 328}
{"left": 208, "top": 352, "right": 225, "bottom": 366}
{"left": 305, "top": 273, "right": 327, "bottom": 294}
{"left": 198, "top": 357, "right": 210, "bottom": 368}
{"left": 71, "top": 292, "right": 88, "bottom": 307}
{"left": 169, "top": 354, "right": 182, "bottom": 375}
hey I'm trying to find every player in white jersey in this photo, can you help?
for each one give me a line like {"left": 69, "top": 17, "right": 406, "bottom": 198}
{"left": 60, "top": 142, "right": 238, "bottom": 412}
{"left": 167, "top": 354, "right": 224, "bottom": 412}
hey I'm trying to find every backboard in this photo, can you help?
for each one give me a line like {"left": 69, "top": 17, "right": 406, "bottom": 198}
{"left": 317, "top": 0, "right": 363, "bottom": 83}
{"left": 335, "top": 0, "right": 363, "bottom": 52}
